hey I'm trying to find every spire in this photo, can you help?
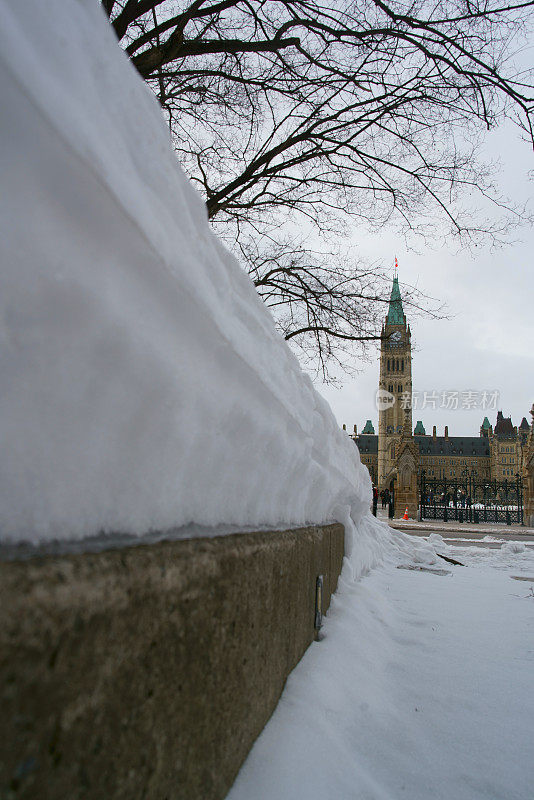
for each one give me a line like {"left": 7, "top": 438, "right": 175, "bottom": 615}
{"left": 386, "top": 274, "right": 405, "bottom": 326}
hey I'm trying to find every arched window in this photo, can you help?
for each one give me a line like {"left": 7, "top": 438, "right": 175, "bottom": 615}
{"left": 401, "top": 359, "right": 404, "bottom": 372}
{"left": 398, "top": 384, "right": 403, "bottom": 392}
{"left": 396, "top": 358, "right": 399, "bottom": 371}
{"left": 388, "top": 384, "right": 394, "bottom": 393}
{"left": 387, "top": 359, "right": 390, "bottom": 371}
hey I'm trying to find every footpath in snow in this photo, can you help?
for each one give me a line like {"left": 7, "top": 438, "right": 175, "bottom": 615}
{"left": 227, "top": 519, "right": 534, "bottom": 800}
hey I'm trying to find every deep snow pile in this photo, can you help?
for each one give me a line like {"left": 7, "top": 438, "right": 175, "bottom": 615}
{"left": 227, "top": 525, "right": 534, "bottom": 800}
{"left": 0, "top": 0, "right": 371, "bottom": 544}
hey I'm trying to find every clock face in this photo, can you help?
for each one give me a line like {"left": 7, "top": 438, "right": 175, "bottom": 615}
{"left": 391, "top": 331, "right": 402, "bottom": 342}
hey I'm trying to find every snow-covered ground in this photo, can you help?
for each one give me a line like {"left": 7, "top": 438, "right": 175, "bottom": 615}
{"left": 227, "top": 521, "right": 534, "bottom": 800}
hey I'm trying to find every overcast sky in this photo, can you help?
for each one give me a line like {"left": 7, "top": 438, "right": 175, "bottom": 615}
{"left": 317, "top": 124, "right": 534, "bottom": 438}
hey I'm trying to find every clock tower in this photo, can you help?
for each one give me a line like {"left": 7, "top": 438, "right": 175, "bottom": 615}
{"left": 377, "top": 272, "right": 413, "bottom": 489}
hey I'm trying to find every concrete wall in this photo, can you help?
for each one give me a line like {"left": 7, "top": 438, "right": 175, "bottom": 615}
{"left": 0, "top": 523, "right": 344, "bottom": 800}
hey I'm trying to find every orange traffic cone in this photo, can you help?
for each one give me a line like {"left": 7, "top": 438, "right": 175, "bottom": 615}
{"left": 402, "top": 507, "right": 409, "bottom": 520}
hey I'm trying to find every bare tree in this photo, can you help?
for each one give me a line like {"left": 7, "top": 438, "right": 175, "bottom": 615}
{"left": 242, "top": 236, "right": 443, "bottom": 379}
{"left": 102, "top": 0, "right": 533, "bottom": 373}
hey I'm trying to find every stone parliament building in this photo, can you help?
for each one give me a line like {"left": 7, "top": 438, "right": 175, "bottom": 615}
{"left": 344, "top": 275, "right": 534, "bottom": 521}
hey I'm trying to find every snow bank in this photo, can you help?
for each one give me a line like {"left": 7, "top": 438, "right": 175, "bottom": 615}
{"left": 0, "top": 0, "right": 371, "bottom": 544}
{"left": 501, "top": 541, "right": 526, "bottom": 554}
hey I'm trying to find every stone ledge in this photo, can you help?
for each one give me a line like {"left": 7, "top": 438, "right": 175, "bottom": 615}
{"left": 0, "top": 523, "right": 344, "bottom": 800}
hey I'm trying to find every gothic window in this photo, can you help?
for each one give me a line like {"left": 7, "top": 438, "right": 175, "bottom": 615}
{"left": 398, "top": 384, "right": 403, "bottom": 393}
{"left": 388, "top": 384, "right": 394, "bottom": 393}
{"left": 396, "top": 358, "right": 399, "bottom": 371}
{"left": 387, "top": 359, "right": 390, "bottom": 371}
{"left": 401, "top": 359, "right": 404, "bottom": 372}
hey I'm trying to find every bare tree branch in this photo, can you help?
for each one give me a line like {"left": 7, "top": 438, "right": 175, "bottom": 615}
{"left": 101, "top": 0, "right": 534, "bottom": 376}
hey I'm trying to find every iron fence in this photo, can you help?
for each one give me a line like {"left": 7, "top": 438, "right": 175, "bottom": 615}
{"left": 419, "top": 472, "right": 523, "bottom": 525}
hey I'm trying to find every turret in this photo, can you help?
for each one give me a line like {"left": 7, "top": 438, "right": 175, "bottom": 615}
{"left": 480, "top": 416, "right": 492, "bottom": 438}
{"left": 494, "top": 410, "right": 514, "bottom": 439}
{"left": 519, "top": 416, "right": 530, "bottom": 445}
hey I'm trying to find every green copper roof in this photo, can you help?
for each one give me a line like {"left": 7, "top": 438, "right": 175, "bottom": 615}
{"left": 362, "top": 419, "right": 375, "bottom": 434}
{"left": 481, "top": 416, "right": 491, "bottom": 429}
{"left": 386, "top": 276, "right": 404, "bottom": 325}
{"left": 414, "top": 420, "right": 426, "bottom": 435}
